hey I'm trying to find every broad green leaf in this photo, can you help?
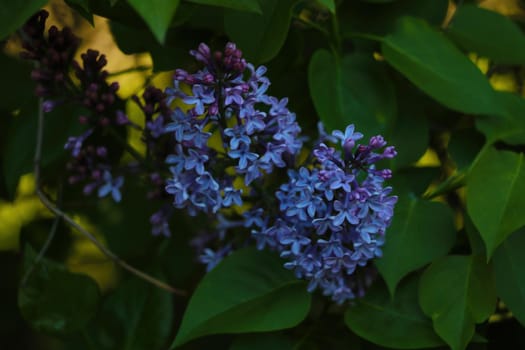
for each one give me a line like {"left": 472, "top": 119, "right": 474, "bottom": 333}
{"left": 345, "top": 275, "right": 445, "bottom": 349}
{"left": 387, "top": 85, "right": 429, "bottom": 169}
{"left": 18, "top": 245, "right": 100, "bottom": 334}
{"left": 493, "top": 228, "right": 525, "bottom": 327}
{"left": 185, "top": 0, "right": 261, "bottom": 13}
{"left": 419, "top": 256, "right": 497, "bottom": 350}
{"left": 94, "top": 275, "right": 173, "bottom": 350}
{"left": 224, "top": 0, "right": 298, "bottom": 63}
{"left": 390, "top": 166, "right": 440, "bottom": 197}
{"left": 171, "top": 248, "right": 311, "bottom": 348}
{"left": 65, "top": 0, "right": 94, "bottom": 25}
{"left": 476, "top": 91, "right": 525, "bottom": 145}
{"left": 448, "top": 128, "right": 485, "bottom": 170}
{"left": 230, "top": 333, "right": 294, "bottom": 350}
{"left": 382, "top": 17, "right": 500, "bottom": 115}
{"left": 375, "top": 196, "right": 456, "bottom": 295}
{"left": 317, "top": 0, "right": 335, "bottom": 13}
{"left": 467, "top": 147, "right": 525, "bottom": 257}
{"left": 340, "top": 0, "right": 448, "bottom": 37}
{"left": 308, "top": 50, "right": 396, "bottom": 135}
{"left": 126, "top": 0, "right": 180, "bottom": 43}
{"left": 448, "top": 5, "right": 525, "bottom": 64}
{"left": 0, "top": 0, "right": 48, "bottom": 40}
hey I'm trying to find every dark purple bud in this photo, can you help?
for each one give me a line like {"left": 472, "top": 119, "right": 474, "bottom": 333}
{"left": 100, "top": 117, "right": 110, "bottom": 126}
{"left": 116, "top": 110, "right": 129, "bottom": 125}
{"left": 96, "top": 147, "right": 107, "bottom": 157}
{"left": 42, "top": 100, "right": 55, "bottom": 113}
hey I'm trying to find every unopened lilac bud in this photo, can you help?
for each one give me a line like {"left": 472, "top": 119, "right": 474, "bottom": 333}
{"left": 383, "top": 146, "right": 397, "bottom": 158}
{"left": 116, "top": 110, "right": 129, "bottom": 125}
{"left": 96, "top": 147, "right": 107, "bottom": 157}
{"left": 42, "top": 100, "right": 55, "bottom": 113}
{"left": 91, "top": 169, "right": 102, "bottom": 179}
{"left": 370, "top": 135, "right": 386, "bottom": 148}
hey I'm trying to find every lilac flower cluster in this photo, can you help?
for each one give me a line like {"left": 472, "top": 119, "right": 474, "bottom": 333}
{"left": 163, "top": 42, "right": 303, "bottom": 216}
{"left": 159, "top": 43, "right": 398, "bottom": 302}
{"left": 250, "top": 125, "right": 397, "bottom": 303}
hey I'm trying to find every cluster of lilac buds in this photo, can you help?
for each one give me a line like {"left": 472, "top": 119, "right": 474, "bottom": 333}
{"left": 250, "top": 125, "right": 398, "bottom": 303}
{"left": 20, "top": 10, "right": 129, "bottom": 202}
{"left": 20, "top": 10, "right": 79, "bottom": 112}
{"left": 163, "top": 42, "right": 303, "bottom": 216}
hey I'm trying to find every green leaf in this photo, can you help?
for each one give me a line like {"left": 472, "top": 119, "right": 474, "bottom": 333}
{"left": 448, "top": 128, "right": 485, "bottom": 170}
{"left": 345, "top": 275, "right": 445, "bottom": 349}
{"left": 340, "top": 0, "right": 449, "bottom": 37}
{"left": 172, "top": 248, "right": 311, "bottom": 348}
{"left": 185, "top": 0, "right": 261, "bottom": 13}
{"left": 308, "top": 50, "right": 396, "bottom": 135}
{"left": 387, "top": 85, "right": 429, "bottom": 169}
{"left": 65, "top": 0, "right": 95, "bottom": 25}
{"left": 382, "top": 17, "right": 500, "bottom": 115}
{"left": 476, "top": 91, "right": 525, "bottom": 145}
{"left": 375, "top": 196, "right": 456, "bottom": 295}
{"left": 419, "top": 255, "right": 497, "bottom": 350}
{"left": 224, "top": 0, "right": 298, "bottom": 63}
{"left": 126, "top": 0, "right": 180, "bottom": 43}
{"left": 18, "top": 245, "right": 100, "bottom": 334}
{"left": 467, "top": 147, "right": 525, "bottom": 257}
{"left": 0, "top": 0, "right": 48, "bottom": 40}
{"left": 94, "top": 275, "right": 173, "bottom": 350}
{"left": 317, "top": 0, "right": 335, "bottom": 14}
{"left": 230, "top": 333, "right": 294, "bottom": 350}
{"left": 390, "top": 166, "right": 440, "bottom": 197}
{"left": 448, "top": 5, "right": 525, "bottom": 65}
{"left": 493, "top": 227, "right": 525, "bottom": 327}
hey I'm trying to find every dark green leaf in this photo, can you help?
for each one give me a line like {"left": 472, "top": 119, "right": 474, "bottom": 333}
{"left": 230, "top": 333, "right": 294, "bottom": 350}
{"left": 345, "top": 275, "right": 445, "bottom": 349}
{"left": 224, "top": 0, "right": 298, "bottom": 63}
{"left": 419, "top": 255, "right": 497, "bottom": 350}
{"left": 65, "top": 0, "right": 95, "bottom": 25}
{"left": 172, "top": 248, "right": 311, "bottom": 348}
{"left": 375, "top": 196, "right": 456, "bottom": 295}
{"left": 448, "top": 5, "right": 525, "bottom": 65}
{"left": 466, "top": 147, "right": 525, "bottom": 257}
{"left": 448, "top": 128, "right": 485, "bottom": 170}
{"left": 18, "top": 245, "right": 100, "bottom": 334}
{"left": 185, "top": 0, "right": 261, "bottom": 13}
{"left": 387, "top": 86, "right": 429, "bottom": 169}
{"left": 476, "top": 91, "right": 525, "bottom": 145}
{"left": 109, "top": 20, "right": 196, "bottom": 71}
{"left": 308, "top": 50, "right": 396, "bottom": 135}
{"left": 317, "top": 0, "right": 335, "bottom": 13}
{"left": 341, "top": 0, "right": 448, "bottom": 37}
{"left": 0, "top": 0, "right": 48, "bottom": 40}
{"left": 126, "top": 0, "right": 180, "bottom": 43}
{"left": 93, "top": 275, "right": 173, "bottom": 350}
{"left": 493, "top": 227, "right": 525, "bottom": 327}
{"left": 382, "top": 17, "right": 500, "bottom": 115}
{"left": 390, "top": 166, "right": 440, "bottom": 197}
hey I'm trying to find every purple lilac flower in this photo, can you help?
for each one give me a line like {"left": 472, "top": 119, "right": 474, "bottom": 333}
{"left": 163, "top": 42, "right": 303, "bottom": 217}
{"left": 98, "top": 170, "right": 124, "bottom": 202}
{"left": 254, "top": 125, "right": 398, "bottom": 304}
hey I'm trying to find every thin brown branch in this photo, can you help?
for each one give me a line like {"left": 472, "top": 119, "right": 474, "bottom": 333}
{"left": 32, "top": 97, "right": 186, "bottom": 296}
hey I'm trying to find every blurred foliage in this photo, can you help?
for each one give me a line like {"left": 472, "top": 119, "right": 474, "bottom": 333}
{"left": 2, "top": 0, "right": 525, "bottom": 349}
